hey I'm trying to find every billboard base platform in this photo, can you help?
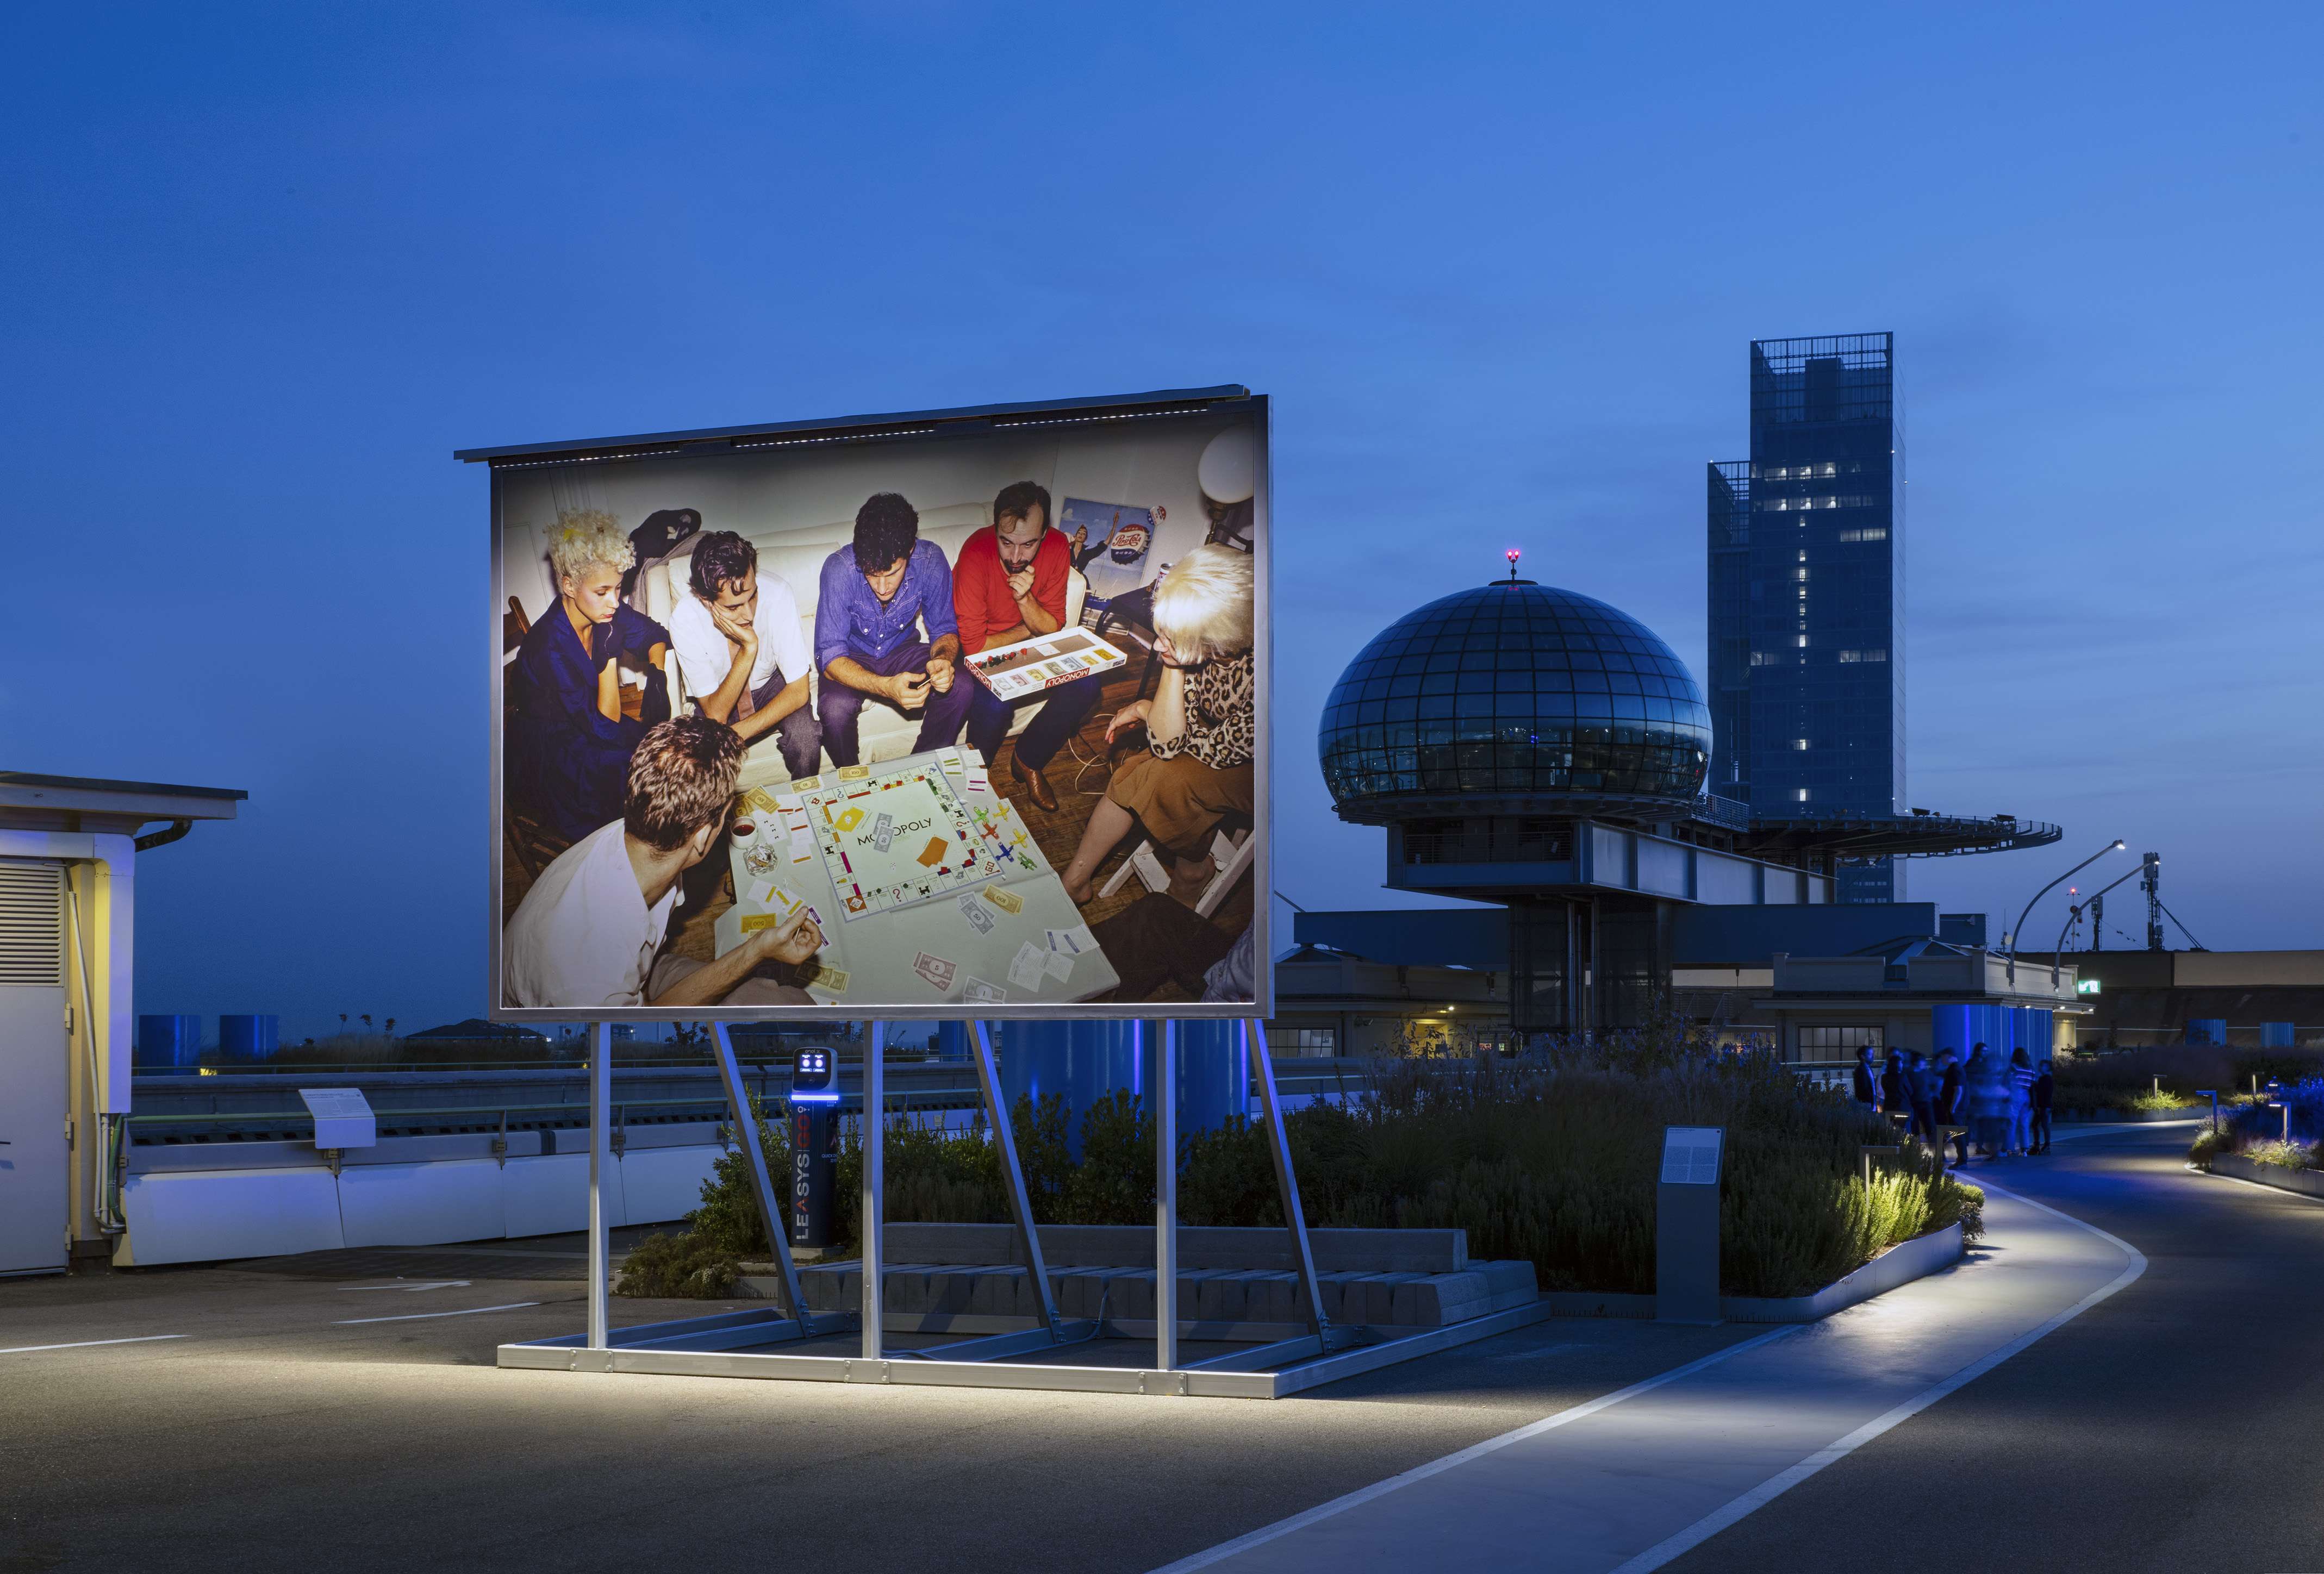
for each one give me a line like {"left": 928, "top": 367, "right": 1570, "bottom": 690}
{"left": 497, "top": 1298, "right": 1550, "bottom": 1400}
{"left": 507, "top": 1016, "right": 1531, "bottom": 1400}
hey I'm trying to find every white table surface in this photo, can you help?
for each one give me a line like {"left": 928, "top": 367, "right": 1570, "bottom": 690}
{"left": 713, "top": 744, "right": 1121, "bottom": 1009}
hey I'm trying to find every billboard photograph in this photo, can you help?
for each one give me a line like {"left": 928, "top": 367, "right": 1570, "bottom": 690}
{"left": 477, "top": 390, "right": 1270, "bottom": 1020}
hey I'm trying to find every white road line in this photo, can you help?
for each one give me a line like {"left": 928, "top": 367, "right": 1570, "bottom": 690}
{"left": 1602, "top": 1175, "right": 2147, "bottom": 1574}
{"left": 0, "top": 1334, "right": 189, "bottom": 1355}
{"left": 338, "top": 1281, "right": 472, "bottom": 1292}
{"left": 1148, "top": 1326, "right": 1804, "bottom": 1574}
{"left": 333, "top": 1301, "right": 541, "bottom": 1325}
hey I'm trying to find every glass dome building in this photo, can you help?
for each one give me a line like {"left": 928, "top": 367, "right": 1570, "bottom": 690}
{"left": 1319, "top": 578, "right": 1710, "bottom": 824}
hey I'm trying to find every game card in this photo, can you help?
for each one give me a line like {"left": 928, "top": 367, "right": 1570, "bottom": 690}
{"left": 1007, "top": 940, "right": 1046, "bottom": 991}
{"left": 1045, "top": 925, "right": 1096, "bottom": 955}
{"left": 1043, "top": 951, "right": 1073, "bottom": 982}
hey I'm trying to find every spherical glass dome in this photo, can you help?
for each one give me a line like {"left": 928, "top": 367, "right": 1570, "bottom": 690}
{"left": 1319, "top": 580, "right": 1710, "bottom": 822}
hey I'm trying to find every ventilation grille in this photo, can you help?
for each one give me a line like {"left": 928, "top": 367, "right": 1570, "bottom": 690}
{"left": 0, "top": 860, "right": 65, "bottom": 986}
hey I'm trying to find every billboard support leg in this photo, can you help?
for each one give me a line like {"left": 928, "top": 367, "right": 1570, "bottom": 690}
{"left": 712, "top": 1022, "right": 808, "bottom": 1326}
{"left": 587, "top": 1021, "right": 612, "bottom": 1352}
{"left": 861, "top": 1021, "right": 883, "bottom": 1361}
{"left": 968, "top": 1020, "right": 1062, "bottom": 1341}
{"left": 1250, "top": 1018, "right": 1334, "bottom": 1346}
{"left": 1155, "top": 1019, "right": 1177, "bottom": 1373}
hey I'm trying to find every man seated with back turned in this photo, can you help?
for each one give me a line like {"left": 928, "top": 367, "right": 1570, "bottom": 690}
{"left": 952, "top": 479, "right": 1099, "bottom": 811}
{"left": 503, "top": 716, "right": 824, "bottom": 1009}
{"left": 665, "top": 529, "right": 823, "bottom": 782}
{"left": 813, "top": 491, "right": 971, "bottom": 767}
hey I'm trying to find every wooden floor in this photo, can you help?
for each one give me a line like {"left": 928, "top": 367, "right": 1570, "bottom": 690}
{"left": 500, "top": 664, "right": 1253, "bottom": 1005}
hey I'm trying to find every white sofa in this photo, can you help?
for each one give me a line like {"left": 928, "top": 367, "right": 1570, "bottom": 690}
{"left": 638, "top": 503, "right": 1087, "bottom": 790}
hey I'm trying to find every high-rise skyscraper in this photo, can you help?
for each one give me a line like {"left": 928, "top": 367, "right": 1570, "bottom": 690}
{"left": 1708, "top": 332, "right": 1904, "bottom": 903}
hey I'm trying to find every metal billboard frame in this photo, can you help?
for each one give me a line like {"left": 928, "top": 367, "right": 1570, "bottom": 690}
{"left": 471, "top": 386, "right": 1273, "bottom": 1023}
{"left": 506, "top": 1017, "right": 1546, "bottom": 1399}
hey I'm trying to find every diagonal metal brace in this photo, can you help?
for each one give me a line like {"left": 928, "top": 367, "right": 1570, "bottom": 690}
{"left": 968, "top": 1020, "right": 1064, "bottom": 1342}
{"left": 1248, "top": 1019, "right": 1355, "bottom": 1350}
{"left": 712, "top": 1023, "right": 812, "bottom": 1330}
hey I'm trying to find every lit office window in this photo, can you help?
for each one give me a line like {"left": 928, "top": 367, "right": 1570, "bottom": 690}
{"left": 1799, "top": 1025, "right": 1884, "bottom": 1052}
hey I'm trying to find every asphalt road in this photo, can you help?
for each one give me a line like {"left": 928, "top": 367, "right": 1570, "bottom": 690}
{"left": 0, "top": 1230, "right": 1756, "bottom": 1573}
{"left": 1667, "top": 1125, "right": 2324, "bottom": 1574}
{"left": 3, "top": 1126, "right": 2315, "bottom": 1574}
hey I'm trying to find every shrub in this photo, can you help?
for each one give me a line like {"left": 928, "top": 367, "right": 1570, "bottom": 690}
{"left": 2242, "top": 1139, "right": 2320, "bottom": 1171}
{"left": 643, "top": 1030, "right": 1985, "bottom": 1301}
{"left": 615, "top": 1229, "right": 740, "bottom": 1298}
{"left": 2186, "top": 1127, "right": 2228, "bottom": 1169}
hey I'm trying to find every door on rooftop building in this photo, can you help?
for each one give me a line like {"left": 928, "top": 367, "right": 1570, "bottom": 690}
{"left": 0, "top": 859, "right": 71, "bottom": 1277}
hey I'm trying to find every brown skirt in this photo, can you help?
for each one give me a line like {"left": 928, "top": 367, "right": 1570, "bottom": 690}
{"left": 1106, "top": 750, "right": 1254, "bottom": 859}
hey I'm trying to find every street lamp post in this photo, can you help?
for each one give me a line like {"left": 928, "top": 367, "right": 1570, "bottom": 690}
{"left": 2007, "top": 839, "right": 2126, "bottom": 985}
{"left": 2051, "top": 860, "right": 2154, "bottom": 985}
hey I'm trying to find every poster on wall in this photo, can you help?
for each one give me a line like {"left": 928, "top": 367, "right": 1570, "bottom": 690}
{"left": 464, "top": 386, "right": 1270, "bottom": 1021}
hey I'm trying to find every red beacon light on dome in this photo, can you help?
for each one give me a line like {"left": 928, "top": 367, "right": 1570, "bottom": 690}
{"left": 1504, "top": 548, "right": 1523, "bottom": 583}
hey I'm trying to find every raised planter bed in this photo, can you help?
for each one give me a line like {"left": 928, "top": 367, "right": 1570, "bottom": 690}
{"left": 736, "top": 1223, "right": 1537, "bottom": 1331}
{"left": 1536, "top": 1221, "right": 1965, "bottom": 1324}
{"left": 2211, "top": 1152, "right": 2324, "bottom": 1199}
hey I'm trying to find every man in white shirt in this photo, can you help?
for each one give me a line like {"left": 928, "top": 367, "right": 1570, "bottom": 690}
{"left": 503, "top": 716, "right": 824, "bottom": 1009}
{"left": 667, "top": 530, "right": 822, "bottom": 781}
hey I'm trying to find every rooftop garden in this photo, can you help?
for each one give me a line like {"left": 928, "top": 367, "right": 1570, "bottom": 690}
{"left": 621, "top": 1015, "right": 1982, "bottom": 1303}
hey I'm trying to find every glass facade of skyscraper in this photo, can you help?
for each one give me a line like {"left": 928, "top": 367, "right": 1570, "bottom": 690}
{"left": 1707, "top": 332, "right": 1905, "bottom": 903}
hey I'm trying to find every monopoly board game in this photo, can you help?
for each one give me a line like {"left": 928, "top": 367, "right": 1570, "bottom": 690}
{"left": 777, "top": 751, "right": 1046, "bottom": 923}
{"left": 965, "top": 628, "right": 1130, "bottom": 702}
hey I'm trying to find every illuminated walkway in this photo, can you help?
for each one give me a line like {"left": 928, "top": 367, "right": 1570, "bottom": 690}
{"left": 1160, "top": 1160, "right": 2148, "bottom": 1574}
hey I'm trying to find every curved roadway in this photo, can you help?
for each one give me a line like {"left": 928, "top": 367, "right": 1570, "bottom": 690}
{"left": 2, "top": 1124, "right": 2316, "bottom": 1572}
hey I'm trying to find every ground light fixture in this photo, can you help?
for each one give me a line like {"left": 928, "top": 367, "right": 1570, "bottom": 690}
{"left": 2007, "top": 839, "right": 2126, "bottom": 985}
{"left": 2197, "top": 1090, "right": 2219, "bottom": 1135}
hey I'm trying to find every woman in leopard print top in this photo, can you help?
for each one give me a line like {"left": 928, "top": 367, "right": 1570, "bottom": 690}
{"left": 1062, "top": 546, "right": 1256, "bottom": 906}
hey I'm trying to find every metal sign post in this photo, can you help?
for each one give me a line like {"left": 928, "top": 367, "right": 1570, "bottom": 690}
{"left": 1656, "top": 1125, "right": 1723, "bottom": 1325}
{"left": 1155, "top": 1020, "right": 1177, "bottom": 1374}
{"left": 861, "top": 1021, "right": 883, "bottom": 1362}
{"left": 586, "top": 1021, "right": 612, "bottom": 1352}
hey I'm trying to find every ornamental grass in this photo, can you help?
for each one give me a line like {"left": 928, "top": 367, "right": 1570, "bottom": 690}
{"left": 629, "top": 1019, "right": 1979, "bottom": 1301}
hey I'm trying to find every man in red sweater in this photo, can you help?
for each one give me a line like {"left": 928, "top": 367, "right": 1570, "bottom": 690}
{"left": 953, "top": 480, "right": 1101, "bottom": 811}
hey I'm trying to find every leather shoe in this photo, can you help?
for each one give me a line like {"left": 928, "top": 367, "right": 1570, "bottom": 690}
{"left": 1011, "top": 752, "right": 1059, "bottom": 813}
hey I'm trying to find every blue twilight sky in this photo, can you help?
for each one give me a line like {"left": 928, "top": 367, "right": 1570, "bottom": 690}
{"left": 5, "top": 3, "right": 2319, "bottom": 1038}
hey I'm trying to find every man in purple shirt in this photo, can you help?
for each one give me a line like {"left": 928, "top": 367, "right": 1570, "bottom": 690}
{"left": 814, "top": 492, "right": 972, "bottom": 767}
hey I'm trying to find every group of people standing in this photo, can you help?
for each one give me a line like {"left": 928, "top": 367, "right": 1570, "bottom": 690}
{"left": 500, "top": 481, "right": 1257, "bottom": 1010}
{"left": 1854, "top": 1042, "right": 2054, "bottom": 1166}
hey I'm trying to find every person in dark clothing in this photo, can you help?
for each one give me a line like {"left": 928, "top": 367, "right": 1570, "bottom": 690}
{"left": 1091, "top": 892, "right": 1236, "bottom": 1001}
{"left": 1879, "top": 1048, "right": 1912, "bottom": 1136}
{"left": 1905, "top": 1050, "right": 1939, "bottom": 1145}
{"left": 2032, "top": 1059, "right": 2056, "bottom": 1153}
{"left": 1934, "top": 1049, "right": 1970, "bottom": 1167}
{"left": 510, "top": 513, "right": 672, "bottom": 842}
{"left": 1853, "top": 1046, "right": 1880, "bottom": 1109}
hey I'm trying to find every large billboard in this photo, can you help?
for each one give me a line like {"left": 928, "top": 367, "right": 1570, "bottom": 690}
{"left": 466, "top": 388, "right": 1270, "bottom": 1021}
